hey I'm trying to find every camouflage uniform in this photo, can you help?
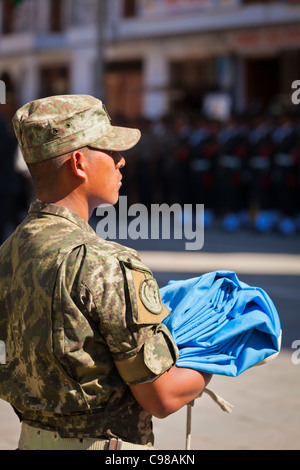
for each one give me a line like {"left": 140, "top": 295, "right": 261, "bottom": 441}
{"left": 0, "top": 95, "right": 179, "bottom": 448}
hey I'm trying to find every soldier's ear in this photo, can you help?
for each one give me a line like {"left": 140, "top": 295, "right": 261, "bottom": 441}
{"left": 70, "top": 150, "right": 88, "bottom": 181}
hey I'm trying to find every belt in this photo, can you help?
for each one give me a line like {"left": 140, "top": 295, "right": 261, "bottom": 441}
{"left": 18, "top": 422, "right": 152, "bottom": 450}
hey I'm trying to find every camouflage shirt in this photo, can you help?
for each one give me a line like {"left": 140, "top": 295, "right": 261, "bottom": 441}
{"left": 0, "top": 201, "right": 178, "bottom": 445}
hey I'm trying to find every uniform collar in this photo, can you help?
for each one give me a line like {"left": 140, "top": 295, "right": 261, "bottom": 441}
{"left": 28, "top": 200, "right": 95, "bottom": 234}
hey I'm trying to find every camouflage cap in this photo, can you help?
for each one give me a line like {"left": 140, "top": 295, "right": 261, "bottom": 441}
{"left": 12, "top": 94, "right": 141, "bottom": 163}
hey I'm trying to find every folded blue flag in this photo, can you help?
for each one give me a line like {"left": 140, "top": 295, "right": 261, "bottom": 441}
{"left": 161, "top": 271, "right": 281, "bottom": 377}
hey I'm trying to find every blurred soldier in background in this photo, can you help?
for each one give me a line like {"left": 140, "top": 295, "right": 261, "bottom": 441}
{"left": 247, "top": 115, "right": 275, "bottom": 232}
{"left": 215, "top": 116, "right": 250, "bottom": 231}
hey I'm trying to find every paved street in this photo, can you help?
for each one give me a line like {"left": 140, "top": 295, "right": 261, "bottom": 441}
{"left": 1, "top": 224, "right": 299, "bottom": 450}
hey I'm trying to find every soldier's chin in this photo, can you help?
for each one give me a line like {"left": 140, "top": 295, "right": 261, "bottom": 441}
{"left": 97, "top": 196, "right": 119, "bottom": 208}
{"left": 97, "top": 202, "right": 115, "bottom": 208}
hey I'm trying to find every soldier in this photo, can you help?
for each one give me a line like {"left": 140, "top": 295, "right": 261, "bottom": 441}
{"left": 0, "top": 95, "right": 211, "bottom": 450}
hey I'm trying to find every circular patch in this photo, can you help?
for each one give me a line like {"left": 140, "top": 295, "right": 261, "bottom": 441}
{"left": 140, "top": 278, "right": 163, "bottom": 315}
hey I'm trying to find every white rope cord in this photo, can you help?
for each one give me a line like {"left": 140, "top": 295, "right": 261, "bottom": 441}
{"left": 185, "top": 388, "right": 234, "bottom": 450}
{"left": 185, "top": 400, "right": 194, "bottom": 450}
{"left": 201, "top": 388, "right": 234, "bottom": 413}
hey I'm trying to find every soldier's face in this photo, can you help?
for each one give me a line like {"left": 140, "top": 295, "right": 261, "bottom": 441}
{"left": 86, "top": 148, "right": 125, "bottom": 207}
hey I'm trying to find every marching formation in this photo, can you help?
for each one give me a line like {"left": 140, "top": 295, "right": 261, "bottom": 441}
{"left": 123, "top": 112, "right": 300, "bottom": 235}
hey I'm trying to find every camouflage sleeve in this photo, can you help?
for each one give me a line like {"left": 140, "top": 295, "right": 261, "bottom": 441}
{"left": 81, "top": 243, "right": 179, "bottom": 385}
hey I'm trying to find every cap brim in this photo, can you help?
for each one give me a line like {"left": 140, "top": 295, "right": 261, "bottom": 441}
{"left": 91, "top": 125, "right": 141, "bottom": 152}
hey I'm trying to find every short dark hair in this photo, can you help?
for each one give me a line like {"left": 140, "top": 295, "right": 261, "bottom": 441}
{"left": 26, "top": 153, "right": 71, "bottom": 194}
{"left": 26, "top": 146, "right": 94, "bottom": 194}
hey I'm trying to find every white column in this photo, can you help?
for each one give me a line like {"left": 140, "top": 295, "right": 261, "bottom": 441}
{"left": 19, "top": 56, "right": 39, "bottom": 105}
{"left": 70, "top": 47, "right": 96, "bottom": 96}
{"left": 143, "top": 46, "right": 170, "bottom": 119}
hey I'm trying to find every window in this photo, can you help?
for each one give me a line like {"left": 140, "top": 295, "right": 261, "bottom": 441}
{"left": 2, "top": 0, "right": 16, "bottom": 35}
{"left": 40, "top": 66, "right": 69, "bottom": 97}
{"left": 50, "top": 0, "right": 62, "bottom": 32}
{"left": 105, "top": 61, "right": 142, "bottom": 119}
{"left": 123, "top": 0, "right": 136, "bottom": 17}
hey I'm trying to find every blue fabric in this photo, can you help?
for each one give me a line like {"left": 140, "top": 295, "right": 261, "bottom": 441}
{"left": 161, "top": 271, "right": 281, "bottom": 377}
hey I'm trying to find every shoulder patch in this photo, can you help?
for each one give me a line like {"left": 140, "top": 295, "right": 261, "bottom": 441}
{"left": 120, "top": 257, "right": 170, "bottom": 325}
{"left": 140, "top": 277, "right": 163, "bottom": 314}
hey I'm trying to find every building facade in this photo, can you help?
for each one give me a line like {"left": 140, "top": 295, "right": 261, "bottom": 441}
{"left": 0, "top": 0, "right": 300, "bottom": 120}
